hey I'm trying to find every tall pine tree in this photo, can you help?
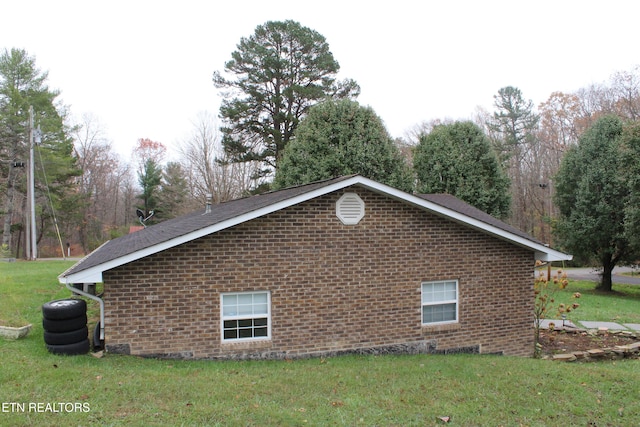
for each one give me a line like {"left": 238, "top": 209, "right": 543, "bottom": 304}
{"left": 213, "top": 20, "right": 360, "bottom": 181}
{"left": 0, "top": 48, "right": 79, "bottom": 256}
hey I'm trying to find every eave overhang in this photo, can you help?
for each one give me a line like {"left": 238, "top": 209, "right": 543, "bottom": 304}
{"left": 59, "top": 175, "right": 571, "bottom": 284}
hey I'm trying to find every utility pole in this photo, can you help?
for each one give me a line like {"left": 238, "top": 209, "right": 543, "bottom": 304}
{"left": 26, "top": 106, "right": 38, "bottom": 260}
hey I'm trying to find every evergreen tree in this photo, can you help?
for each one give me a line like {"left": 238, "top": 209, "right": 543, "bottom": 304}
{"left": 137, "top": 159, "right": 162, "bottom": 221}
{"left": 414, "top": 121, "right": 511, "bottom": 218}
{"left": 213, "top": 20, "right": 360, "bottom": 179}
{"left": 158, "top": 162, "right": 191, "bottom": 218}
{"left": 622, "top": 121, "right": 640, "bottom": 254}
{"left": 488, "top": 86, "right": 539, "bottom": 160}
{"left": 0, "top": 48, "right": 79, "bottom": 255}
{"left": 487, "top": 86, "right": 542, "bottom": 233}
{"left": 273, "top": 99, "right": 413, "bottom": 191}
{"left": 554, "top": 115, "right": 636, "bottom": 291}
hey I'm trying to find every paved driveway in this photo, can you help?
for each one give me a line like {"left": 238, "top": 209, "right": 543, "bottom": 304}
{"left": 563, "top": 266, "right": 640, "bottom": 285}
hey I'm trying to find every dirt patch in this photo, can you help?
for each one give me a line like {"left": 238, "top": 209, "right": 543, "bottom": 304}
{"left": 539, "top": 329, "right": 638, "bottom": 355}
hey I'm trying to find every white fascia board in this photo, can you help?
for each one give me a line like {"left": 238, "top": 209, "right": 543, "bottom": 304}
{"left": 57, "top": 240, "right": 110, "bottom": 284}
{"left": 353, "top": 177, "right": 573, "bottom": 262}
{"left": 58, "top": 175, "right": 571, "bottom": 285}
{"left": 59, "top": 176, "right": 366, "bottom": 285}
{"left": 58, "top": 269, "right": 104, "bottom": 285}
{"left": 535, "top": 250, "right": 573, "bottom": 262}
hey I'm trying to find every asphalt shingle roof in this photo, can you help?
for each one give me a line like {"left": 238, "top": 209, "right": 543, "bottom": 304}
{"left": 60, "top": 175, "right": 557, "bottom": 281}
{"left": 415, "top": 193, "right": 541, "bottom": 244}
{"left": 61, "top": 176, "right": 357, "bottom": 277}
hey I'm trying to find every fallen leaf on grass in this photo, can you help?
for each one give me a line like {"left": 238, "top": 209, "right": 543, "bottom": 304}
{"left": 438, "top": 416, "right": 451, "bottom": 423}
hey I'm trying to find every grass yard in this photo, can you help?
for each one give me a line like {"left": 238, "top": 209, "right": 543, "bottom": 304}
{"left": 538, "top": 267, "right": 640, "bottom": 325}
{"left": 559, "top": 280, "right": 640, "bottom": 325}
{"left": 1, "top": 261, "right": 640, "bottom": 426}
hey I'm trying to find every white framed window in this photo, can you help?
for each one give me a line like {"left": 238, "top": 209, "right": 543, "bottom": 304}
{"left": 421, "top": 280, "right": 458, "bottom": 325}
{"left": 221, "top": 291, "right": 270, "bottom": 341}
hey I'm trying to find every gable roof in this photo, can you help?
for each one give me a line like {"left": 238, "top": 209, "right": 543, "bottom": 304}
{"left": 415, "top": 193, "right": 536, "bottom": 242}
{"left": 59, "top": 175, "right": 571, "bottom": 284}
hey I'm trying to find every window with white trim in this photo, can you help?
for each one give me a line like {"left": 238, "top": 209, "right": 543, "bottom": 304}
{"left": 221, "top": 291, "right": 270, "bottom": 341}
{"left": 421, "top": 280, "right": 458, "bottom": 325}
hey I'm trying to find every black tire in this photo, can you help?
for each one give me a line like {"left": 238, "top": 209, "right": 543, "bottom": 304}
{"left": 42, "top": 314, "right": 87, "bottom": 333}
{"left": 44, "top": 326, "right": 88, "bottom": 346}
{"left": 92, "top": 322, "right": 104, "bottom": 351}
{"left": 42, "top": 299, "right": 87, "bottom": 320}
{"left": 46, "top": 338, "right": 90, "bottom": 355}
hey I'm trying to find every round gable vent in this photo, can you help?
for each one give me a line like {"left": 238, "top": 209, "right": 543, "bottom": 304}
{"left": 336, "top": 192, "right": 365, "bottom": 225}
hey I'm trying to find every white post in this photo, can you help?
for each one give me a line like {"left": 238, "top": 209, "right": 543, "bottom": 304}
{"left": 28, "top": 106, "right": 37, "bottom": 260}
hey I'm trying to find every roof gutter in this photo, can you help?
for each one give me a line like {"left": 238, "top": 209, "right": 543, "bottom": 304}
{"left": 65, "top": 282, "right": 104, "bottom": 342}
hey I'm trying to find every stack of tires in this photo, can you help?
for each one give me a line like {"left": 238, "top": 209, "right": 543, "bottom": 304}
{"left": 42, "top": 299, "right": 89, "bottom": 355}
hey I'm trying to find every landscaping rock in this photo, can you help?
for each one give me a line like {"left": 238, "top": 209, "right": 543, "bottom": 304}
{"left": 543, "top": 338, "right": 640, "bottom": 362}
{"left": 552, "top": 353, "right": 577, "bottom": 362}
{"left": 628, "top": 342, "right": 640, "bottom": 350}
{"left": 0, "top": 324, "right": 32, "bottom": 339}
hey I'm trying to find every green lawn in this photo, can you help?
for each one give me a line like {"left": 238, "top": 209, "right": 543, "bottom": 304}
{"left": 0, "top": 260, "right": 75, "bottom": 326}
{"left": 1, "top": 260, "right": 640, "bottom": 426}
{"left": 560, "top": 280, "right": 640, "bottom": 325}
{"left": 539, "top": 267, "right": 640, "bottom": 324}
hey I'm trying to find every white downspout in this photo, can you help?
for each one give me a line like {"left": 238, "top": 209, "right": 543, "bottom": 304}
{"left": 66, "top": 283, "right": 104, "bottom": 341}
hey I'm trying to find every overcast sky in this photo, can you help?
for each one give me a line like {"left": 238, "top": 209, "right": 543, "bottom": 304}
{"left": 2, "top": 1, "right": 639, "bottom": 159}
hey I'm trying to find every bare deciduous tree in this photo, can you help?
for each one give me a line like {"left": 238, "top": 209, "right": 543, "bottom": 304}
{"left": 178, "top": 112, "right": 259, "bottom": 206}
{"left": 72, "top": 113, "right": 134, "bottom": 252}
{"left": 610, "top": 65, "right": 640, "bottom": 120}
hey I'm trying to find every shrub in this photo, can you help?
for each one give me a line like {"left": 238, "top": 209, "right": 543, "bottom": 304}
{"left": 533, "top": 266, "right": 581, "bottom": 357}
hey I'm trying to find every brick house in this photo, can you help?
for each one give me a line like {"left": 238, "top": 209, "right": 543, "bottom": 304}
{"left": 59, "top": 175, "right": 571, "bottom": 359}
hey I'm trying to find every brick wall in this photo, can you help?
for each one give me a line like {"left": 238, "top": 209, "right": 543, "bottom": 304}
{"left": 103, "top": 186, "right": 535, "bottom": 359}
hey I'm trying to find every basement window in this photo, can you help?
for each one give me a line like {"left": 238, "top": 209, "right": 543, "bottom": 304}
{"left": 421, "top": 280, "right": 458, "bottom": 325}
{"left": 221, "top": 291, "right": 270, "bottom": 341}
{"left": 336, "top": 192, "right": 365, "bottom": 225}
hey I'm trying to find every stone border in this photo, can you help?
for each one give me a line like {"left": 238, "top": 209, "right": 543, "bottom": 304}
{"left": 106, "top": 340, "right": 485, "bottom": 360}
{"left": 544, "top": 329, "right": 640, "bottom": 362}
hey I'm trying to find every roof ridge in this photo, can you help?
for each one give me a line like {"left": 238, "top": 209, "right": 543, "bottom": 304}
{"left": 59, "top": 175, "right": 569, "bottom": 283}
{"left": 208, "top": 175, "right": 358, "bottom": 208}
{"left": 261, "top": 175, "right": 358, "bottom": 196}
